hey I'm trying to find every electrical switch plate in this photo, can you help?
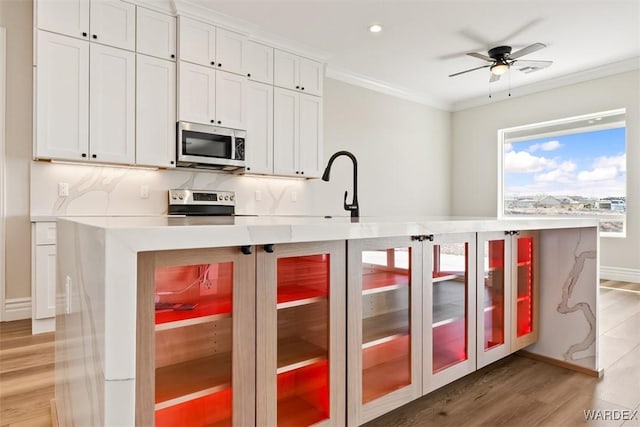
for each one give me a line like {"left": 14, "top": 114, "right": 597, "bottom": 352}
{"left": 291, "top": 191, "right": 297, "bottom": 202}
{"left": 140, "top": 185, "right": 149, "bottom": 199}
{"left": 255, "top": 190, "right": 262, "bottom": 201}
{"left": 58, "top": 182, "right": 69, "bottom": 197}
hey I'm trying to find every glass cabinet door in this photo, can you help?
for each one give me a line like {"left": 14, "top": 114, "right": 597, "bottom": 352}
{"left": 424, "top": 233, "right": 476, "bottom": 393}
{"left": 136, "top": 247, "right": 255, "bottom": 427}
{"left": 347, "top": 237, "right": 421, "bottom": 425}
{"left": 512, "top": 231, "right": 539, "bottom": 350}
{"left": 476, "top": 232, "right": 511, "bottom": 368}
{"left": 257, "top": 241, "right": 345, "bottom": 427}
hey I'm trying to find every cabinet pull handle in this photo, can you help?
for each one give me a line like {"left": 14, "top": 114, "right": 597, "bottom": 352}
{"left": 296, "top": 85, "right": 300, "bottom": 89}
{"left": 505, "top": 230, "right": 512, "bottom": 236}
{"left": 218, "top": 63, "right": 222, "bottom": 67}
{"left": 264, "top": 244, "right": 274, "bottom": 253}
{"left": 514, "top": 230, "right": 520, "bottom": 236}
{"left": 82, "top": 32, "right": 87, "bottom": 37}
{"left": 170, "top": 160, "right": 175, "bottom": 165}
{"left": 211, "top": 119, "right": 215, "bottom": 123}
{"left": 301, "top": 87, "right": 305, "bottom": 91}
{"left": 211, "top": 61, "right": 215, "bottom": 66}
{"left": 170, "top": 54, "right": 175, "bottom": 59}
{"left": 247, "top": 73, "right": 251, "bottom": 77}
{"left": 217, "top": 120, "right": 222, "bottom": 124}
{"left": 92, "top": 34, "right": 97, "bottom": 39}
{"left": 300, "top": 171, "right": 304, "bottom": 175}
{"left": 240, "top": 245, "right": 252, "bottom": 255}
{"left": 92, "top": 154, "right": 97, "bottom": 159}
{"left": 81, "top": 153, "right": 87, "bottom": 158}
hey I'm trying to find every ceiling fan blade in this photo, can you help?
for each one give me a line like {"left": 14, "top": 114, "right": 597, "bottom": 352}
{"left": 510, "top": 42, "right": 546, "bottom": 59}
{"left": 466, "top": 52, "right": 493, "bottom": 62}
{"left": 489, "top": 73, "right": 501, "bottom": 83}
{"left": 513, "top": 59, "right": 553, "bottom": 68}
{"left": 449, "top": 64, "right": 491, "bottom": 77}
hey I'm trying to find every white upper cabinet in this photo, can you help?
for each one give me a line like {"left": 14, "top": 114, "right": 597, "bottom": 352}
{"left": 215, "top": 70, "right": 246, "bottom": 130}
{"left": 298, "top": 93, "right": 323, "bottom": 178}
{"left": 245, "top": 81, "right": 273, "bottom": 174}
{"left": 215, "top": 28, "right": 246, "bottom": 75}
{"left": 274, "top": 49, "right": 323, "bottom": 96}
{"left": 136, "top": 7, "right": 176, "bottom": 61}
{"left": 89, "top": 0, "right": 136, "bottom": 51}
{"left": 136, "top": 54, "right": 176, "bottom": 168}
{"left": 273, "top": 87, "right": 299, "bottom": 177}
{"left": 178, "top": 16, "right": 216, "bottom": 66}
{"left": 89, "top": 43, "right": 136, "bottom": 164}
{"left": 178, "top": 61, "right": 216, "bottom": 125}
{"left": 37, "top": 0, "right": 90, "bottom": 40}
{"left": 244, "top": 40, "right": 274, "bottom": 84}
{"left": 36, "top": 30, "right": 89, "bottom": 161}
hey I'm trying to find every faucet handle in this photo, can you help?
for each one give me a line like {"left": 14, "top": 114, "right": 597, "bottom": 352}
{"left": 343, "top": 190, "right": 351, "bottom": 210}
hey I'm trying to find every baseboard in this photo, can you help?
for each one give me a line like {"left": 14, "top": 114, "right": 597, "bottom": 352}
{"left": 600, "top": 266, "right": 640, "bottom": 284}
{"left": 3, "top": 297, "right": 31, "bottom": 321}
{"left": 517, "top": 350, "right": 601, "bottom": 377}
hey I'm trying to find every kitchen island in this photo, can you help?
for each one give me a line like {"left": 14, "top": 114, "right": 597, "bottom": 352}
{"left": 54, "top": 215, "right": 600, "bottom": 426}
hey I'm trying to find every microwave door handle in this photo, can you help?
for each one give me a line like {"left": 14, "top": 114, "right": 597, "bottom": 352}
{"left": 230, "top": 136, "right": 236, "bottom": 160}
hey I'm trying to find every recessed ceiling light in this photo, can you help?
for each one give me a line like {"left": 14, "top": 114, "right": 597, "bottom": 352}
{"left": 594, "top": 117, "right": 602, "bottom": 121}
{"left": 368, "top": 24, "right": 383, "bottom": 33}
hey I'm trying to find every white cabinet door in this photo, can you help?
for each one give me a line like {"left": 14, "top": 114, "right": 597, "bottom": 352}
{"left": 178, "top": 16, "right": 215, "bottom": 67}
{"left": 37, "top": 0, "right": 90, "bottom": 40}
{"left": 215, "top": 70, "right": 246, "bottom": 130}
{"left": 90, "top": 0, "right": 136, "bottom": 51}
{"left": 273, "top": 49, "right": 298, "bottom": 91}
{"left": 215, "top": 27, "right": 245, "bottom": 75}
{"left": 245, "top": 81, "right": 273, "bottom": 174}
{"left": 298, "top": 94, "right": 323, "bottom": 178}
{"left": 136, "top": 54, "right": 176, "bottom": 168}
{"left": 89, "top": 43, "right": 135, "bottom": 164}
{"left": 34, "top": 245, "right": 56, "bottom": 319}
{"left": 273, "top": 87, "right": 299, "bottom": 177}
{"left": 36, "top": 31, "right": 89, "bottom": 161}
{"left": 245, "top": 41, "right": 273, "bottom": 84}
{"left": 299, "top": 57, "right": 323, "bottom": 96}
{"left": 136, "top": 7, "right": 176, "bottom": 61}
{"left": 179, "top": 61, "right": 216, "bottom": 125}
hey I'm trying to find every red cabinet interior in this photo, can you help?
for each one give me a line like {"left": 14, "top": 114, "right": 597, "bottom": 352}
{"left": 483, "top": 240, "right": 505, "bottom": 350}
{"left": 516, "top": 237, "right": 534, "bottom": 337}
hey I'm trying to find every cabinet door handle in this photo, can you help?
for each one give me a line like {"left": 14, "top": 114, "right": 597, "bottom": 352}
{"left": 217, "top": 120, "right": 222, "bottom": 124}
{"left": 92, "top": 34, "right": 97, "bottom": 39}
{"left": 301, "top": 87, "right": 305, "bottom": 91}
{"left": 264, "top": 244, "right": 274, "bottom": 253}
{"left": 240, "top": 245, "right": 252, "bottom": 255}
{"left": 211, "top": 119, "right": 215, "bottom": 123}
{"left": 81, "top": 153, "right": 87, "bottom": 158}
{"left": 211, "top": 61, "right": 215, "bottom": 66}
{"left": 218, "top": 63, "right": 222, "bottom": 67}
{"left": 170, "top": 160, "right": 175, "bottom": 165}
{"left": 82, "top": 32, "right": 87, "bottom": 37}
{"left": 425, "top": 234, "right": 434, "bottom": 241}
{"left": 295, "top": 85, "right": 300, "bottom": 89}
{"left": 92, "top": 154, "right": 97, "bottom": 159}
{"left": 170, "top": 54, "right": 175, "bottom": 59}
{"left": 247, "top": 73, "right": 251, "bottom": 77}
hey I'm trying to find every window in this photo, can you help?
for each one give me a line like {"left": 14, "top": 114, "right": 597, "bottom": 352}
{"left": 499, "top": 109, "right": 626, "bottom": 236}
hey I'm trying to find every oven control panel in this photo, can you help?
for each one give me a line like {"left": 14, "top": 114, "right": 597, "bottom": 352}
{"left": 168, "top": 189, "right": 236, "bottom": 216}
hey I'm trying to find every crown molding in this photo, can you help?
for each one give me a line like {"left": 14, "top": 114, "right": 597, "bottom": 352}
{"left": 129, "top": 0, "right": 176, "bottom": 14}
{"left": 451, "top": 57, "right": 640, "bottom": 112}
{"left": 325, "top": 65, "right": 451, "bottom": 111}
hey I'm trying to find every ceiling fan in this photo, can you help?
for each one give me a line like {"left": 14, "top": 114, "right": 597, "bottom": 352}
{"left": 449, "top": 43, "right": 553, "bottom": 82}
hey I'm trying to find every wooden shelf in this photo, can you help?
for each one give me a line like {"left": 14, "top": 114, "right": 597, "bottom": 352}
{"left": 432, "top": 271, "right": 463, "bottom": 283}
{"left": 517, "top": 261, "right": 532, "bottom": 267}
{"left": 362, "top": 271, "right": 409, "bottom": 295}
{"left": 155, "top": 353, "right": 232, "bottom": 410}
{"left": 277, "top": 395, "right": 328, "bottom": 426}
{"left": 277, "top": 284, "right": 326, "bottom": 310}
{"left": 155, "top": 295, "right": 232, "bottom": 330}
{"left": 362, "top": 355, "right": 411, "bottom": 404}
{"left": 277, "top": 336, "right": 327, "bottom": 375}
{"left": 362, "top": 309, "right": 409, "bottom": 348}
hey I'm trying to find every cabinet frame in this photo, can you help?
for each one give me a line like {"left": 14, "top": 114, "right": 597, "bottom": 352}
{"left": 256, "top": 241, "right": 346, "bottom": 426}
{"left": 423, "top": 232, "right": 477, "bottom": 393}
{"left": 136, "top": 247, "right": 256, "bottom": 427}
{"left": 346, "top": 237, "right": 422, "bottom": 425}
{"left": 511, "top": 230, "right": 540, "bottom": 351}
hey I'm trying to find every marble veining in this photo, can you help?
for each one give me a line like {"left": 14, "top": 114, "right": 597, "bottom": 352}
{"left": 53, "top": 167, "right": 127, "bottom": 215}
{"left": 558, "top": 231, "right": 598, "bottom": 362}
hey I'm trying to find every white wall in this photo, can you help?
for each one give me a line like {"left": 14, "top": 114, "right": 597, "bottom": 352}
{"left": 451, "top": 70, "right": 640, "bottom": 274}
{"left": 0, "top": 1, "right": 32, "bottom": 304}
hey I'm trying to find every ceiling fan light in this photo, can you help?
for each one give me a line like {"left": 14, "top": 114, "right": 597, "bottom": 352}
{"left": 491, "top": 63, "right": 509, "bottom": 75}
{"left": 368, "top": 24, "right": 383, "bottom": 33}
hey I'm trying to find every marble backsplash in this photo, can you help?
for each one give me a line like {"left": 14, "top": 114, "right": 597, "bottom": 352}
{"left": 30, "top": 162, "right": 314, "bottom": 217}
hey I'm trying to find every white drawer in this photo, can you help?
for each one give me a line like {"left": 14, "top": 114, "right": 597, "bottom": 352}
{"left": 34, "top": 222, "right": 57, "bottom": 245}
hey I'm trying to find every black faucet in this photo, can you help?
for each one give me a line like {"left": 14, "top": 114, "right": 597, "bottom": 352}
{"left": 322, "top": 150, "right": 360, "bottom": 218}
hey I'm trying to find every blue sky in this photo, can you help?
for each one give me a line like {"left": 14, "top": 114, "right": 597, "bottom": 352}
{"left": 504, "top": 127, "right": 626, "bottom": 198}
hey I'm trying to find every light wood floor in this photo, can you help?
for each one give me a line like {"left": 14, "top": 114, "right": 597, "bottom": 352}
{"left": 0, "top": 282, "right": 638, "bottom": 427}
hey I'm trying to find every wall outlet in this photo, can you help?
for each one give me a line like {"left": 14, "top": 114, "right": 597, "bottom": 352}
{"left": 291, "top": 191, "right": 297, "bottom": 202}
{"left": 200, "top": 278, "right": 218, "bottom": 295}
{"left": 58, "top": 182, "right": 69, "bottom": 197}
{"left": 140, "top": 185, "right": 149, "bottom": 199}
{"left": 255, "top": 190, "right": 262, "bottom": 201}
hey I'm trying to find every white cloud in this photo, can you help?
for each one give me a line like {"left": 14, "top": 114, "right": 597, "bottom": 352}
{"left": 528, "top": 140, "right": 562, "bottom": 153}
{"left": 504, "top": 143, "right": 513, "bottom": 152}
{"left": 504, "top": 150, "right": 555, "bottom": 173}
{"left": 594, "top": 153, "right": 626, "bottom": 173}
{"left": 533, "top": 161, "right": 576, "bottom": 183}
{"left": 578, "top": 167, "right": 619, "bottom": 182}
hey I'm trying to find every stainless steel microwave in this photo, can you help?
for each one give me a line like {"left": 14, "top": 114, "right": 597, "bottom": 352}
{"left": 176, "top": 121, "right": 246, "bottom": 170}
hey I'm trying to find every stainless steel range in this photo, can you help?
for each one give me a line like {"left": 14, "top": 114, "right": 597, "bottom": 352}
{"left": 168, "top": 189, "right": 235, "bottom": 216}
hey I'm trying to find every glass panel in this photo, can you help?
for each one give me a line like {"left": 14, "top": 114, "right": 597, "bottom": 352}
{"left": 361, "top": 248, "right": 411, "bottom": 404}
{"left": 276, "top": 254, "right": 330, "bottom": 426}
{"left": 154, "top": 262, "right": 234, "bottom": 427}
{"left": 516, "top": 237, "right": 535, "bottom": 337}
{"left": 432, "top": 243, "right": 468, "bottom": 373}
{"left": 483, "top": 240, "right": 505, "bottom": 351}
